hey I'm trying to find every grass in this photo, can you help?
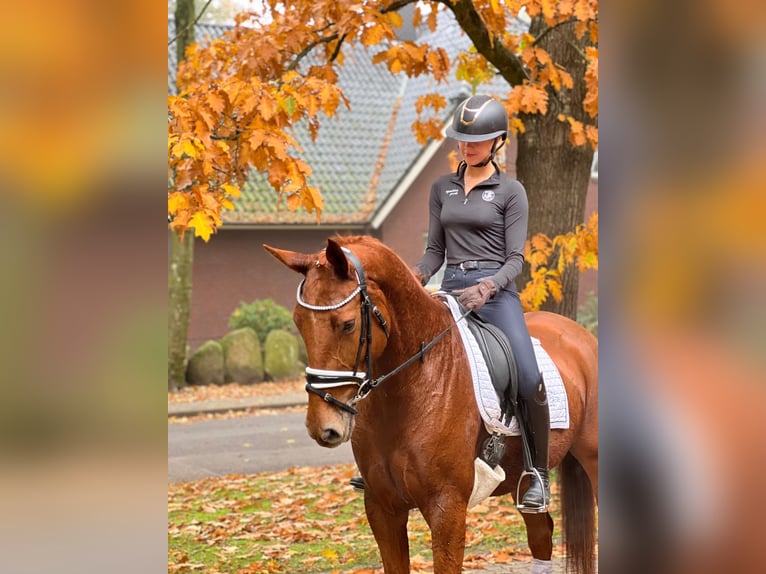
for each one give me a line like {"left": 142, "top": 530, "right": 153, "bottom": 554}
{"left": 168, "top": 463, "right": 565, "bottom": 573}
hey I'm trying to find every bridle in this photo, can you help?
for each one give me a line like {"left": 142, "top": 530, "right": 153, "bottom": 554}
{"left": 297, "top": 246, "right": 388, "bottom": 415}
{"left": 296, "top": 246, "right": 469, "bottom": 416}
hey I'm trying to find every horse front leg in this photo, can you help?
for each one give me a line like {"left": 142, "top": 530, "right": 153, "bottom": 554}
{"left": 364, "top": 495, "right": 410, "bottom": 573}
{"left": 420, "top": 491, "right": 469, "bottom": 574}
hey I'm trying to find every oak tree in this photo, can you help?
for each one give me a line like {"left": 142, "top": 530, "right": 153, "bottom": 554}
{"left": 168, "top": 0, "right": 598, "bottom": 318}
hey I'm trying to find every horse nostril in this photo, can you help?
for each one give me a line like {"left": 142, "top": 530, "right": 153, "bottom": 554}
{"left": 321, "top": 428, "right": 342, "bottom": 444}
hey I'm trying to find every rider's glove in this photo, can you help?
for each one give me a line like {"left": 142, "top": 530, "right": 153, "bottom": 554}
{"left": 456, "top": 278, "right": 498, "bottom": 311}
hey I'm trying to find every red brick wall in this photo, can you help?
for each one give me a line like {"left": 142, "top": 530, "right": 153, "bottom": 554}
{"left": 188, "top": 228, "right": 368, "bottom": 351}
{"left": 187, "top": 140, "right": 598, "bottom": 349}
{"left": 379, "top": 140, "right": 454, "bottom": 264}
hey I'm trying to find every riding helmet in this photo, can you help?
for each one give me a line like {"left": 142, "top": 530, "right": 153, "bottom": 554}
{"left": 445, "top": 94, "right": 508, "bottom": 143}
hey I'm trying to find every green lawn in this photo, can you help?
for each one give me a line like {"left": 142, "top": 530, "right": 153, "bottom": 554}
{"left": 168, "top": 463, "right": 563, "bottom": 573}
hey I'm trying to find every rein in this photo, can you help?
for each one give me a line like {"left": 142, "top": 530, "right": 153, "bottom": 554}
{"left": 350, "top": 307, "right": 471, "bottom": 405}
{"left": 297, "top": 246, "right": 470, "bottom": 416}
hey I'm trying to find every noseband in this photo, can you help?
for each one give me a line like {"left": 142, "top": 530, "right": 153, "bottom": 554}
{"left": 297, "top": 246, "right": 469, "bottom": 416}
{"left": 297, "top": 247, "right": 389, "bottom": 416}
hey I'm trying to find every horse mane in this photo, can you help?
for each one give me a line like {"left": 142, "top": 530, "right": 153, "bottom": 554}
{"left": 327, "top": 234, "right": 448, "bottom": 321}
{"left": 328, "top": 233, "right": 384, "bottom": 250}
{"left": 328, "top": 234, "right": 408, "bottom": 273}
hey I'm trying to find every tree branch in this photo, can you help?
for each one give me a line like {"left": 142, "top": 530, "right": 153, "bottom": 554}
{"left": 565, "top": 38, "right": 588, "bottom": 62}
{"left": 329, "top": 33, "right": 347, "bottom": 63}
{"left": 438, "top": 0, "right": 529, "bottom": 85}
{"left": 380, "top": 0, "right": 420, "bottom": 14}
{"left": 168, "top": 0, "right": 214, "bottom": 47}
{"left": 532, "top": 18, "right": 590, "bottom": 61}
{"left": 285, "top": 28, "right": 340, "bottom": 72}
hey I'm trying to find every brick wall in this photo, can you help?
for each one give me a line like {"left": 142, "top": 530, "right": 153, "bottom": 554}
{"left": 186, "top": 142, "right": 598, "bottom": 349}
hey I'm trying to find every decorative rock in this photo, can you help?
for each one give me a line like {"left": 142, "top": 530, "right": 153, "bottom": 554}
{"left": 263, "top": 329, "right": 303, "bottom": 381}
{"left": 186, "top": 340, "right": 224, "bottom": 385}
{"left": 221, "top": 327, "right": 264, "bottom": 384}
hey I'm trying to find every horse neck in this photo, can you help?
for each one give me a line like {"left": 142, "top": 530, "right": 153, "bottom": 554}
{"left": 348, "top": 242, "right": 463, "bottom": 392}
{"left": 373, "top": 284, "right": 460, "bottom": 391}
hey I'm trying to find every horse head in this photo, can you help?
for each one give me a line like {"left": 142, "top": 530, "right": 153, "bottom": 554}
{"left": 264, "top": 236, "right": 394, "bottom": 448}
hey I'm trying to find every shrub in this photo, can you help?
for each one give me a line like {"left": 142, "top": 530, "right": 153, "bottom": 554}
{"left": 229, "top": 298, "right": 296, "bottom": 346}
{"left": 577, "top": 291, "right": 598, "bottom": 337}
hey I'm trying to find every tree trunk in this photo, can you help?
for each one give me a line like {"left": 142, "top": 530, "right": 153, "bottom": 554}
{"left": 168, "top": 0, "right": 196, "bottom": 391}
{"left": 516, "top": 18, "right": 595, "bottom": 320}
{"left": 168, "top": 231, "right": 194, "bottom": 390}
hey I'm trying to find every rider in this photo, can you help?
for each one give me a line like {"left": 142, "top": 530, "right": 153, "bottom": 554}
{"left": 411, "top": 94, "right": 551, "bottom": 513}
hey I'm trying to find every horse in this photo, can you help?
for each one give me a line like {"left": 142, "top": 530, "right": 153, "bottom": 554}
{"left": 264, "top": 235, "right": 598, "bottom": 574}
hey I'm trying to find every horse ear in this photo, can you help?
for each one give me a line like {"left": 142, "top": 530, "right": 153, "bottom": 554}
{"left": 325, "top": 238, "right": 351, "bottom": 279}
{"left": 263, "top": 244, "right": 310, "bottom": 275}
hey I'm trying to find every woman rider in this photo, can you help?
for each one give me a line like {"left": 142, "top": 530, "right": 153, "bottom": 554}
{"left": 412, "top": 94, "right": 551, "bottom": 513}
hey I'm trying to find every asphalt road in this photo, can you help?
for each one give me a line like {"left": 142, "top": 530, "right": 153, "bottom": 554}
{"left": 168, "top": 411, "right": 356, "bottom": 482}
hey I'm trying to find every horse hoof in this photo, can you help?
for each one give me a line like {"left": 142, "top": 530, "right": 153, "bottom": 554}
{"left": 349, "top": 476, "right": 365, "bottom": 492}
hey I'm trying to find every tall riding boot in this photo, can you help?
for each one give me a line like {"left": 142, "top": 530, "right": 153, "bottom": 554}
{"left": 519, "top": 376, "right": 551, "bottom": 512}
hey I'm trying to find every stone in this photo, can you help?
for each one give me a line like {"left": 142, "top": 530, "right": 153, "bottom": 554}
{"left": 221, "top": 327, "right": 264, "bottom": 384}
{"left": 263, "top": 329, "right": 303, "bottom": 381}
{"left": 186, "top": 340, "right": 224, "bottom": 385}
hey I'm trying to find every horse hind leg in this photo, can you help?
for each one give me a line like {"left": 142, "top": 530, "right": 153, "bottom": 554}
{"left": 364, "top": 497, "right": 410, "bottom": 574}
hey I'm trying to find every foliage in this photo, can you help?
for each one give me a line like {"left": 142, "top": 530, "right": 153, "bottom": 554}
{"left": 168, "top": 0, "right": 598, "bottom": 241}
{"left": 577, "top": 291, "right": 598, "bottom": 336}
{"left": 228, "top": 299, "right": 295, "bottom": 346}
{"left": 520, "top": 212, "right": 598, "bottom": 312}
{"left": 168, "top": 463, "right": 566, "bottom": 572}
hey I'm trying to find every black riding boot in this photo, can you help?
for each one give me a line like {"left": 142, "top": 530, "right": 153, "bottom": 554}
{"left": 519, "top": 376, "right": 551, "bottom": 512}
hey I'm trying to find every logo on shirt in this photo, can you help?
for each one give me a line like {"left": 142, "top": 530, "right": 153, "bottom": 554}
{"left": 481, "top": 190, "right": 495, "bottom": 202}
{"left": 444, "top": 188, "right": 459, "bottom": 196}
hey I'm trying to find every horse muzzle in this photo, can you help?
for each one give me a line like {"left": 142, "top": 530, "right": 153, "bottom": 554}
{"left": 305, "top": 409, "right": 355, "bottom": 448}
{"left": 304, "top": 367, "right": 361, "bottom": 447}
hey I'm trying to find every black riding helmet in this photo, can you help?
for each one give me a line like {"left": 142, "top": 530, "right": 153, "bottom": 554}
{"left": 445, "top": 94, "right": 508, "bottom": 142}
{"left": 446, "top": 95, "right": 508, "bottom": 167}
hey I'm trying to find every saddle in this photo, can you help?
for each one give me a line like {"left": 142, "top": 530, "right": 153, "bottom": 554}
{"left": 463, "top": 311, "right": 518, "bottom": 422}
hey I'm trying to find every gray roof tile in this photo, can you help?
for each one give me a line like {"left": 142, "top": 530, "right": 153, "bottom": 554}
{"left": 168, "top": 13, "right": 524, "bottom": 226}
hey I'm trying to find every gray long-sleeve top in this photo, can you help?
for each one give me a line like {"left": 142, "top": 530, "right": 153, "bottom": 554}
{"left": 414, "top": 162, "right": 529, "bottom": 291}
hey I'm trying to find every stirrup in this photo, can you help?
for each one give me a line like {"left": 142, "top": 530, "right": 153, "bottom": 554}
{"left": 349, "top": 476, "right": 365, "bottom": 492}
{"left": 515, "top": 468, "right": 549, "bottom": 514}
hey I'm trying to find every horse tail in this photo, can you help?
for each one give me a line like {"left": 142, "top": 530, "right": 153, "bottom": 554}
{"left": 560, "top": 451, "right": 596, "bottom": 574}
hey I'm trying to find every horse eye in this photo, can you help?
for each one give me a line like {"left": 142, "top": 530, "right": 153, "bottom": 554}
{"left": 341, "top": 319, "right": 356, "bottom": 334}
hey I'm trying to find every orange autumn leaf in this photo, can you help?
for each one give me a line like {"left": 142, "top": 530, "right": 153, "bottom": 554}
{"left": 169, "top": 0, "right": 597, "bottom": 242}
{"left": 521, "top": 212, "right": 598, "bottom": 311}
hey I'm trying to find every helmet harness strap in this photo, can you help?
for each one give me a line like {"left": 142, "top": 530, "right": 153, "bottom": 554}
{"left": 473, "top": 136, "right": 506, "bottom": 168}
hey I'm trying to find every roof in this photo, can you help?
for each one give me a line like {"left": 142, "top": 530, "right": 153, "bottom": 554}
{"left": 168, "top": 13, "right": 520, "bottom": 227}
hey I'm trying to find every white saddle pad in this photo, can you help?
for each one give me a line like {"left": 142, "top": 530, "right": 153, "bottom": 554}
{"left": 441, "top": 294, "right": 570, "bottom": 436}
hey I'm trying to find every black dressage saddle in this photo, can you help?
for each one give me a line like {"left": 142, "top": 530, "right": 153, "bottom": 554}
{"left": 463, "top": 311, "right": 519, "bottom": 421}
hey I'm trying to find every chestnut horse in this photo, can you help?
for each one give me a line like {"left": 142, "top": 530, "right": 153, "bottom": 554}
{"left": 265, "top": 235, "right": 598, "bottom": 574}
